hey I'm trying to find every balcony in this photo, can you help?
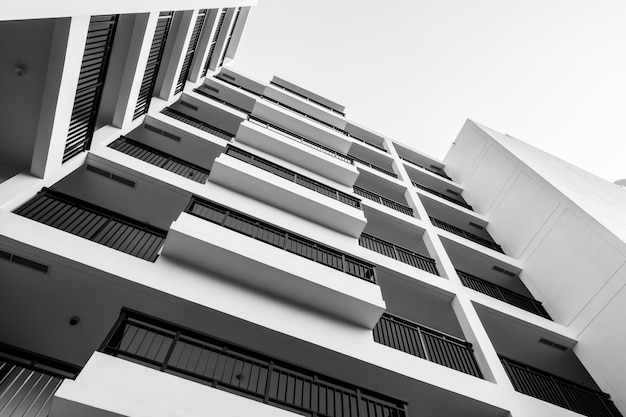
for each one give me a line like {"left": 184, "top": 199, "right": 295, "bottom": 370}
{"left": 457, "top": 270, "right": 551, "bottom": 319}
{"left": 430, "top": 217, "right": 504, "bottom": 253}
{"left": 210, "top": 146, "right": 366, "bottom": 237}
{"left": 359, "top": 233, "right": 439, "bottom": 275}
{"left": 501, "top": 356, "right": 621, "bottom": 417}
{"left": 412, "top": 181, "right": 473, "bottom": 210}
{"left": 374, "top": 313, "right": 482, "bottom": 377}
{"left": 0, "top": 344, "right": 80, "bottom": 417}
{"left": 97, "top": 310, "right": 407, "bottom": 417}
{"left": 354, "top": 186, "right": 413, "bottom": 216}
{"left": 163, "top": 197, "right": 384, "bottom": 327}
{"left": 109, "top": 136, "right": 211, "bottom": 183}
{"left": 400, "top": 156, "right": 451, "bottom": 181}
{"left": 269, "top": 79, "right": 345, "bottom": 116}
{"left": 193, "top": 87, "right": 251, "bottom": 114}
{"left": 14, "top": 189, "right": 167, "bottom": 262}
{"left": 161, "top": 107, "right": 235, "bottom": 141}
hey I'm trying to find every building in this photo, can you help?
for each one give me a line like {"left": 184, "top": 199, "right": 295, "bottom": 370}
{"left": 1, "top": 2, "right": 625, "bottom": 417}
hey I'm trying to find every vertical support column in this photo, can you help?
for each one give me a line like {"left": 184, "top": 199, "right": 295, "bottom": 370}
{"left": 30, "top": 16, "right": 90, "bottom": 179}
{"left": 154, "top": 10, "right": 196, "bottom": 101}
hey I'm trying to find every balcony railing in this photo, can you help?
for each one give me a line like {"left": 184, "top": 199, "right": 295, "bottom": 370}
{"left": 400, "top": 157, "right": 452, "bottom": 181}
{"left": 15, "top": 189, "right": 167, "bottom": 262}
{"left": 109, "top": 137, "right": 211, "bottom": 183}
{"left": 247, "top": 115, "right": 354, "bottom": 165}
{"left": 186, "top": 197, "right": 376, "bottom": 282}
{"left": 0, "top": 344, "right": 80, "bottom": 417}
{"left": 270, "top": 80, "right": 346, "bottom": 116}
{"left": 374, "top": 313, "right": 482, "bottom": 377}
{"left": 348, "top": 154, "right": 398, "bottom": 178}
{"left": 101, "top": 310, "right": 407, "bottom": 417}
{"left": 501, "top": 356, "right": 622, "bottom": 417}
{"left": 225, "top": 146, "right": 361, "bottom": 209}
{"left": 193, "top": 88, "right": 251, "bottom": 113}
{"left": 412, "top": 181, "right": 473, "bottom": 210}
{"left": 429, "top": 217, "right": 504, "bottom": 253}
{"left": 359, "top": 233, "right": 439, "bottom": 275}
{"left": 353, "top": 186, "right": 413, "bottom": 216}
{"left": 457, "top": 270, "right": 551, "bottom": 319}
{"left": 161, "top": 107, "right": 234, "bottom": 141}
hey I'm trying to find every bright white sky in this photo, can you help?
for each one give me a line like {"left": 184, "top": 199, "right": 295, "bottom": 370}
{"left": 234, "top": 0, "right": 626, "bottom": 182}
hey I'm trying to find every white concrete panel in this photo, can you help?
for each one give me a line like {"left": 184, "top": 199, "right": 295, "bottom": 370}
{"left": 489, "top": 171, "right": 560, "bottom": 258}
{"left": 463, "top": 145, "right": 517, "bottom": 215}
{"left": 524, "top": 209, "right": 624, "bottom": 325}
{"left": 51, "top": 352, "right": 298, "bottom": 417}
{"left": 443, "top": 120, "right": 487, "bottom": 184}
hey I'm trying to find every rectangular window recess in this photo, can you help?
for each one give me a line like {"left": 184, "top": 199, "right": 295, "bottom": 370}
{"left": 220, "top": 73, "right": 236, "bottom": 81}
{"left": 180, "top": 101, "right": 198, "bottom": 111}
{"left": 492, "top": 265, "right": 516, "bottom": 277}
{"left": 0, "top": 249, "right": 49, "bottom": 274}
{"left": 445, "top": 189, "right": 460, "bottom": 196}
{"left": 468, "top": 222, "right": 484, "bottom": 230}
{"left": 205, "top": 85, "right": 219, "bottom": 93}
{"left": 86, "top": 165, "right": 136, "bottom": 188}
{"left": 538, "top": 338, "right": 568, "bottom": 351}
{"left": 144, "top": 124, "right": 181, "bottom": 142}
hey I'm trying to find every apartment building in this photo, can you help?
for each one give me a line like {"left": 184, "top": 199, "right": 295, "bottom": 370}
{"left": 1, "top": 2, "right": 625, "bottom": 417}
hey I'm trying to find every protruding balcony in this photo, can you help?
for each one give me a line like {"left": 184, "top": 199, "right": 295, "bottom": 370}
{"left": 359, "top": 233, "right": 439, "bottom": 275}
{"left": 193, "top": 87, "right": 252, "bottom": 114}
{"left": 163, "top": 197, "right": 385, "bottom": 327}
{"left": 354, "top": 186, "right": 413, "bottom": 216}
{"left": 457, "top": 270, "right": 551, "bottom": 319}
{"left": 210, "top": 146, "right": 366, "bottom": 237}
{"left": 501, "top": 356, "right": 622, "bottom": 417}
{"left": 374, "top": 313, "right": 482, "bottom": 377}
{"left": 14, "top": 189, "right": 168, "bottom": 262}
{"left": 235, "top": 115, "right": 359, "bottom": 187}
{"left": 161, "top": 107, "right": 235, "bottom": 141}
{"left": 94, "top": 310, "right": 407, "bottom": 417}
{"left": 400, "top": 156, "right": 452, "bottom": 181}
{"left": 412, "top": 181, "right": 473, "bottom": 210}
{"left": 430, "top": 217, "right": 504, "bottom": 253}
{"left": 348, "top": 143, "right": 397, "bottom": 178}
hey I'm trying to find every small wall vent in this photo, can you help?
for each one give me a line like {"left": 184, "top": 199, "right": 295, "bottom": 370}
{"left": 206, "top": 86, "right": 219, "bottom": 93}
{"left": 86, "top": 165, "right": 136, "bottom": 188}
{"left": 0, "top": 249, "right": 49, "bottom": 274}
{"left": 539, "top": 338, "right": 568, "bottom": 351}
{"left": 180, "top": 101, "right": 198, "bottom": 111}
{"left": 492, "top": 265, "right": 516, "bottom": 277}
{"left": 446, "top": 189, "right": 460, "bottom": 196}
{"left": 144, "top": 124, "right": 181, "bottom": 142}
{"left": 220, "top": 73, "right": 235, "bottom": 81}
{"left": 468, "top": 222, "right": 484, "bottom": 230}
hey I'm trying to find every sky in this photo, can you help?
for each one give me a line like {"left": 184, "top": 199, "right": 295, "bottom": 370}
{"left": 233, "top": 0, "right": 626, "bottom": 182}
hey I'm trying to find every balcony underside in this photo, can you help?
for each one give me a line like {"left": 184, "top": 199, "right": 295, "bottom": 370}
{"left": 161, "top": 212, "right": 386, "bottom": 328}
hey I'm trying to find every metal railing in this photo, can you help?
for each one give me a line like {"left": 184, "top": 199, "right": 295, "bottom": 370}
{"left": 349, "top": 154, "right": 398, "bottom": 178}
{"left": 359, "top": 233, "right": 439, "bottom": 275}
{"left": 457, "top": 270, "right": 551, "bottom": 319}
{"left": 353, "top": 186, "right": 413, "bottom": 216}
{"left": 501, "top": 356, "right": 622, "bottom": 417}
{"left": 374, "top": 313, "right": 482, "bottom": 377}
{"left": 400, "top": 157, "right": 452, "bottom": 181}
{"left": 186, "top": 197, "right": 376, "bottom": 282}
{"left": 101, "top": 310, "right": 407, "bottom": 417}
{"left": 429, "top": 217, "right": 504, "bottom": 253}
{"left": 109, "top": 137, "right": 211, "bottom": 183}
{"left": 247, "top": 115, "right": 354, "bottom": 164}
{"left": 412, "top": 181, "right": 473, "bottom": 210}
{"left": 15, "top": 189, "right": 167, "bottom": 262}
{"left": 225, "top": 146, "right": 361, "bottom": 209}
{"left": 270, "top": 80, "right": 346, "bottom": 116}
{"left": 193, "top": 88, "right": 251, "bottom": 113}
{"left": 161, "top": 107, "right": 234, "bottom": 141}
{"left": 175, "top": 9, "right": 206, "bottom": 94}
{"left": 0, "top": 345, "right": 80, "bottom": 417}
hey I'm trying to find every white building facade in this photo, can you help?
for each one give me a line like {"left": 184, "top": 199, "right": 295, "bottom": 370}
{"left": 0, "top": 3, "right": 624, "bottom": 417}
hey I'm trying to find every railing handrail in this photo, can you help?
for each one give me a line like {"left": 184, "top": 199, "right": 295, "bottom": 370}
{"left": 101, "top": 309, "right": 407, "bottom": 415}
{"left": 412, "top": 181, "right": 473, "bottom": 210}
{"left": 430, "top": 217, "right": 504, "bottom": 253}
{"left": 225, "top": 146, "right": 361, "bottom": 209}
{"left": 269, "top": 80, "right": 346, "bottom": 116}
{"left": 161, "top": 107, "right": 234, "bottom": 140}
{"left": 400, "top": 156, "right": 452, "bottom": 181}
{"left": 381, "top": 313, "right": 472, "bottom": 348}
{"left": 360, "top": 232, "right": 435, "bottom": 263}
{"left": 0, "top": 342, "right": 80, "bottom": 380}
{"left": 247, "top": 115, "right": 354, "bottom": 164}
{"left": 353, "top": 186, "right": 413, "bottom": 216}
{"left": 193, "top": 88, "right": 251, "bottom": 114}
{"left": 359, "top": 232, "right": 439, "bottom": 275}
{"left": 349, "top": 154, "right": 398, "bottom": 178}
{"left": 186, "top": 196, "right": 376, "bottom": 282}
